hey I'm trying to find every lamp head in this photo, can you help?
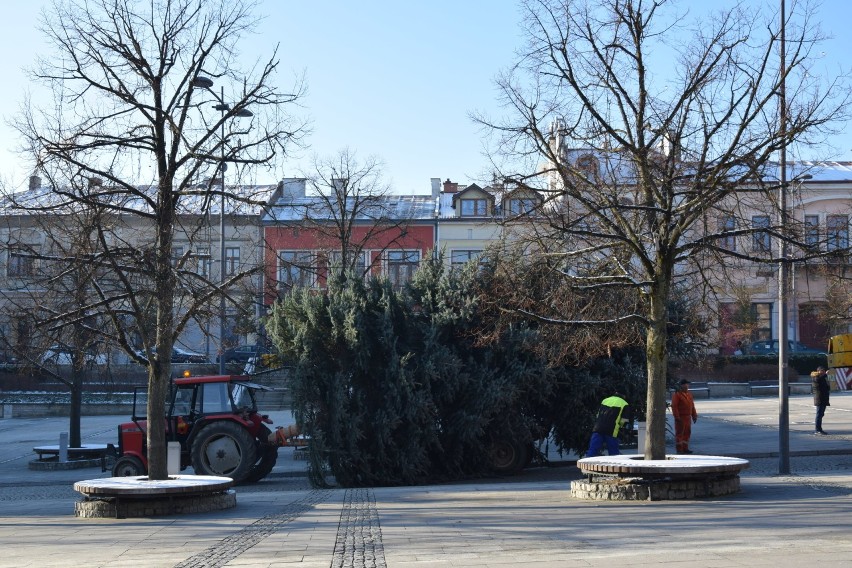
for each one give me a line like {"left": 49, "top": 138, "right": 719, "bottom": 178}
{"left": 192, "top": 76, "right": 214, "bottom": 89}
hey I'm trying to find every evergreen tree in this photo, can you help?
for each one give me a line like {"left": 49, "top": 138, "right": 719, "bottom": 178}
{"left": 268, "top": 275, "right": 431, "bottom": 486}
{"left": 266, "top": 256, "right": 650, "bottom": 486}
{"left": 267, "top": 258, "right": 557, "bottom": 485}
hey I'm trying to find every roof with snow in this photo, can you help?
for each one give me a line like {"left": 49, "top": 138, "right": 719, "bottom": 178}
{"left": 0, "top": 183, "right": 278, "bottom": 216}
{"left": 263, "top": 194, "right": 438, "bottom": 223}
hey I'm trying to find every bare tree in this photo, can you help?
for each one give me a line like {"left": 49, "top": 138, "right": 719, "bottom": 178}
{"left": 10, "top": 0, "right": 305, "bottom": 479}
{"left": 476, "top": 0, "right": 847, "bottom": 459}
{"left": 269, "top": 149, "right": 422, "bottom": 296}
{"left": 813, "top": 264, "right": 852, "bottom": 335}
{"left": 0, "top": 190, "right": 113, "bottom": 448}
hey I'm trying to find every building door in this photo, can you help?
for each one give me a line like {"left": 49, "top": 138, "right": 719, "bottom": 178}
{"left": 799, "top": 304, "right": 829, "bottom": 350}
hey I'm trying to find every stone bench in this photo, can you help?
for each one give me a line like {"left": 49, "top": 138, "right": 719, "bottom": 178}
{"left": 33, "top": 444, "right": 109, "bottom": 461}
{"left": 687, "top": 382, "right": 710, "bottom": 399}
{"left": 749, "top": 380, "right": 778, "bottom": 395}
{"left": 74, "top": 475, "right": 236, "bottom": 518}
{"left": 572, "top": 454, "right": 750, "bottom": 500}
{"left": 748, "top": 380, "right": 812, "bottom": 396}
{"left": 577, "top": 454, "right": 749, "bottom": 479}
{"left": 30, "top": 444, "right": 110, "bottom": 470}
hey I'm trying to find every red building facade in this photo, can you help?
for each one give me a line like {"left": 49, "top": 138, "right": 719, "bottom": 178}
{"left": 261, "top": 179, "right": 437, "bottom": 306}
{"left": 262, "top": 223, "right": 436, "bottom": 304}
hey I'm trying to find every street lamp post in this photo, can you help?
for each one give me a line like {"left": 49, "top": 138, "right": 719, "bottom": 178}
{"left": 191, "top": 77, "right": 252, "bottom": 374}
{"left": 778, "top": 0, "right": 790, "bottom": 476}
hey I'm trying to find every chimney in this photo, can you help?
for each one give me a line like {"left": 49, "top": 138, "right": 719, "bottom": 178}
{"left": 442, "top": 178, "right": 459, "bottom": 193}
{"left": 431, "top": 177, "right": 442, "bottom": 197}
{"left": 657, "top": 129, "right": 680, "bottom": 162}
{"left": 29, "top": 175, "right": 41, "bottom": 190}
{"left": 281, "top": 178, "right": 306, "bottom": 199}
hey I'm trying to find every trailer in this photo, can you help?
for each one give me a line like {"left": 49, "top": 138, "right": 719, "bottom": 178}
{"left": 827, "top": 334, "right": 852, "bottom": 391}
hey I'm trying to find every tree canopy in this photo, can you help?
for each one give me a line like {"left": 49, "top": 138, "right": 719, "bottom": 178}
{"left": 475, "top": 0, "right": 848, "bottom": 459}
{"left": 11, "top": 0, "right": 305, "bottom": 479}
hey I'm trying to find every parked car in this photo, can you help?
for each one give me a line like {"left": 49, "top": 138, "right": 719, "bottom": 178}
{"left": 746, "top": 340, "right": 826, "bottom": 356}
{"left": 0, "top": 352, "right": 18, "bottom": 367}
{"left": 172, "top": 347, "right": 208, "bottom": 363}
{"left": 133, "top": 347, "right": 208, "bottom": 364}
{"left": 41, "top": 346, "right": 107, "bottom": 366}
{"left": 217, "top": 344, "right": 271, "bottom": 364}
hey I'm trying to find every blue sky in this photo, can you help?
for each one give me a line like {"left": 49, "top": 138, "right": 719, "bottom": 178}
{"left": 0, "top": 1, "right": 850, "bottom": 194}
{"left": 264, "top": 1, "right": 523, "bottom": 193}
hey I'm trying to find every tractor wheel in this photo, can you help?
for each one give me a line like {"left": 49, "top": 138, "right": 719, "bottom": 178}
{"left": 190, "top": 421, "right": 258, "bottom": 482}
{"left": 244, "top": 425, "right": 278, "bottom": 483}
{"left": 489, "top": 438, "right": 529, "bottom": 475}
{"left": 112, "top": 455, "right": 145, "bottom": 477}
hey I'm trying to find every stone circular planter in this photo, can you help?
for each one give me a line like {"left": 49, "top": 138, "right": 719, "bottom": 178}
{"left": 73, "top": 475, "right": 236, "bottom": 518}
{"left": 571, "top": 454, "right": 749, "bottom": 501}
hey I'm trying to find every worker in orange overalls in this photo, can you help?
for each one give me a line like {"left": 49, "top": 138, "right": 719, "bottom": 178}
{"left": 671, "top": 379, "right": 698, "bottom": 454}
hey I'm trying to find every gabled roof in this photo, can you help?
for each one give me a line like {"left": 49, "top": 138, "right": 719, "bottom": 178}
{"left": 503, "top": 186, "right": 545, "bottom": 202}
{"left": 450, "top": 183, "right": 496, "bottom": 208}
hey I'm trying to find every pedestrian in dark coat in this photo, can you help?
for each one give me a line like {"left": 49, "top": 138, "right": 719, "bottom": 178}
{"left": 812, "top": 366, "right": 830, "bottom": 435}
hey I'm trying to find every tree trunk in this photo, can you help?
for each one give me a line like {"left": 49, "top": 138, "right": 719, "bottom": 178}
{"left": 146, "top": 193, "right": 177, "bottom": 480}
{"left": 69, "top": 367, "right": 82, "bottom": 448}
{"left": 644, "top": 284, "right": 670, "bottom": 460}
{"left": 146, "top": 361, "right": 171, "bottom": 479}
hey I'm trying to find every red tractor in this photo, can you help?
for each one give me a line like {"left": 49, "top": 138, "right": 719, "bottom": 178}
{"left": 111, "top": 374, "right": 302, "bottom": 483}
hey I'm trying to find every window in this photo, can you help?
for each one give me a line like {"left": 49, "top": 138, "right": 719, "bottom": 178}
{"left": 450, "top": 249, "right": 483, "bottom": 269}
{"left": 507, "top": 198, "right": 537, "bottom": 217}
{"left": 14, "top": 316, "right": 31, "bottom": 350}
{"left": 827, "top": 215, "right": 848, "bottom": 251}
{"left": 201, "top": 382, "right": 232, "bottom": 414}
{"left": 575, "top": 154, "right": 598, "bottom": 178}
{"left": 751, "top": 215, "right": 771, "bottom": 252}
{"left": 171, "top": 386, "right": 194, "bottom": 416}
{"left": 386, "top": 250, "right": 420, "bottom": 288}
{"left": 230, "top": 382, "right": 255, "bottom": 410}
{"left": 719, "top": 216, "right": 736, "bottom": 251}
{"left": 328, "top": 250, "right": 368, "bottom": 280}
{"left": 751, "top": 303, "right": 772, "bottom": 341}
{"left": 805, "top": 215, "right": 820, "bottom": 250}
{"left": 460, "top": 198, "right": 488, "bottom": 217}
{"left": 7, "top": 249, "right": 34, "bottom": 277}
{"left": 225, "top": 247, "right": 240, "bottom": 276}
{"left": 171, "top": 245, "right": 184, "bottom": 267}
{"left": 278, "top": 251, "right": 315, "bottom": 290}
{"left": 193, "top": 247, "right": 211, "bottom": 278}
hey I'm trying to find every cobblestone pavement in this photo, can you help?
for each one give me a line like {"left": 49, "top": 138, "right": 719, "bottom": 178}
{"left": 2, "top": 398, "right": 852, "bottom": 567}
{"left": 745, "top": 453, "right": 852, "bottom": 476}
{"left": 0, "top": 481, "right": 80, "bottom": 501}
{"left": 331, "top": 489, "right": 387, "bottom": 568}
{"left": 174, "top": 490, "right": 332, "bottom": 568}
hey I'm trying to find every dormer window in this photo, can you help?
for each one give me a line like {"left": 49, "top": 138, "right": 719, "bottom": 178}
{"left": 507, "top": 197, "right": 537, "bottom": 217}
{"left": 576, "top": 154, "right": 598, "bottom": 178}
{"left": 451, "top": 184, "right": 494, "bottom": 217}
{"left": 460, "top": 198, "right": 488, "bottom": 217}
